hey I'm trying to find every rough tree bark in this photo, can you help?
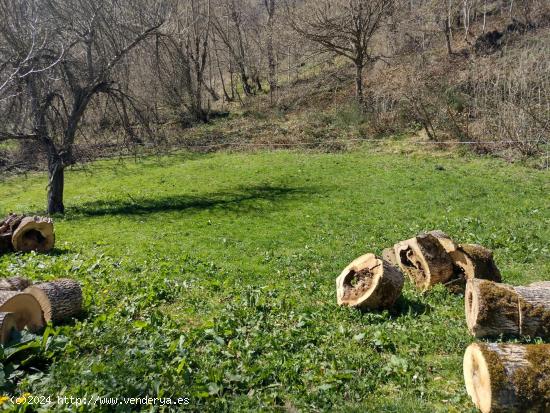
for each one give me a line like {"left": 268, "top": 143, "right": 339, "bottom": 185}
{"left": 465, "top": 278, "right": 550, "bottom": 339}
{"left": 25, "top": 279, "right": 83, "bottom": 323}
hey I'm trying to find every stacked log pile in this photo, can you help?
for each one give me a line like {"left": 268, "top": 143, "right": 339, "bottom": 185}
{"left": 0, "top": 214, "right": 55, "bottom": 254}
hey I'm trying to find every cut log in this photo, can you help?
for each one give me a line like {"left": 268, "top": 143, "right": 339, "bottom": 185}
{"left": 0, "top": 312, "right": 18, "bottom": 344}
{"left": 464, "top": 343, "right": 550, "bottom": 413}
{"left": 465, "top": 279, "right": 550, "bottom": 339}
{"left": 336, "top": 253, "right": 404, "bottom": 311}
{"left": 529, "top": 281, "right": 550, "bottom": 288}
{"left": 0, "top": 291, "right": 44, "bottom": 332}
{"left": 427, "top": 230, "right": 458, "bottom": 254}
{"left": 25, "top": 279, "right": 82, "bottom": 323}
{"left": 0, "top": 213, "right": 23, "bottom": 253}
{"left": 0, "top": 276, "right": 32, "bottom": 291}
{"left": 394, "top": 233, "right": 454, "bottom": 291}
{"left": 451, "top": 244, "right": 501, "bottom": 282}
{"left": 0, "top": 233, "right": 13, "bottom": 253}
{"left": 11, "top": 216, "right": 55, "bottom": 253}
{"left": 381, "top": 247, "right": 399, "bottom": 267}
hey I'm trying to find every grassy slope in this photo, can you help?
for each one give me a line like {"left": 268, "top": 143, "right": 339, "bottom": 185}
{"left": 0, "top": 148, "right": 548, "bottom": 412}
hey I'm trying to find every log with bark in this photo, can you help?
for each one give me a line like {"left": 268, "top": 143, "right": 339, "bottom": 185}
{"left": 451, "top": 244, "right": 501, "bottom": 283}
{"left": 336, "top": 253, "right": 404, "bottom": 311}
{"left": 0, "top": 214, "right": 23, "bottom": 253}
{"left": 11, "top": 216, "right": 55, "bottom": 253}
{"left": 392, "top": 231, "right": 502, "bottom": 292}
{"left": 0, "top": 276, "right": 32, "bottom": 291}
{"left": 394, "top": 232, "right": 454, "bottom": 291}
{"left": 465, "top": 279, "right": 550, "bottom": 339}
{"left": 25, "top": 279, "right": 82, "bottom": 323}
{"left": 464, "top": 343, "right": 550, "bottom": 413}
{"left": 0, "top": 312, "right": 18, "bottom": 344}
{"left": 0, "top": 291, "right": 44, "bottom": 332}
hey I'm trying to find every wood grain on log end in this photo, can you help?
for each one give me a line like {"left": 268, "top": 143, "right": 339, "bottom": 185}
{"left": 464, "top": 343, "right": 550, "bottom": 413}
{"left": 0, "top": 312, "right": 18, "bottom": 344}
{"left": 0, "top": 291, "right": 44, "bottom": 332}
{"left": 25, "top": 279, "right": 82, "bottom": 323}
{"left": 11, "top": 216, "right": 55, "bottom": 253}
{"left": 336, "top": 253, "right": 404, "bottom": 311}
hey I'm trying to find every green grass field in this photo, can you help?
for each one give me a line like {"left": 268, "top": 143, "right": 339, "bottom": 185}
{"left": 0, "top": 148, "right": 548, "bottom": 412}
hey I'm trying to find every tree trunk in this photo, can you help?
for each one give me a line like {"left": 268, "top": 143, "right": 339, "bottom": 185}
{"left": 47, "top": 161, "right": 65, "bottom": 214}
{"left": 394, "top": 233, "right": 454, "bottom": 291}
{"left": 0, "top": 291, "right": 44, "bottom": 332}
{"left": 336, "top": 253, "right": 404, "bottom": 311}
{"left": 444, "top": 17, "right": 453, "bottom": 55}
{"left": 25, "top": 279, "right": 83, "bottom": 323}
{"left": 463, "top": 343, "right": 550, "bottom": 413}
{"left": 465, "top": 278, "right": 550, "bottom": 339}
{"left": 355, "top": 62, "right": 364, "bottom": 106}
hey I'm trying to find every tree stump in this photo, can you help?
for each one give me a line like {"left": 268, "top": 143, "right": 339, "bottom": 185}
{"left": 465, "top": 279, "right": 550, "bottom": 339}
{"left": 0, "top": 312, "right": 18, "bottom": 344}
{"left": 0, "top": 276, "right": 32, "bottom": 291}
{"left": 336, "top": 253, "right": 404, "bottom": 311}
{"left": 0, "top": 291, "right": 44, "bottom": 332}
{"left": 394, "top": 233, "right": 454, "bottom": 291}
{"left": 25, "top": 279, "right": 82, "bottom": 323}
{"left": 464, "top": 343, "right": 550, "bottom": 413}
{"left": 11, "top": 216, "right": 55, "bottom": 253}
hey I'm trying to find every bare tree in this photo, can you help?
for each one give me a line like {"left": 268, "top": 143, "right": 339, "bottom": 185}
{"left": 0, "top": 0, "right": 169, "bottom": 214}
{"left": 287, "top": 0, "right": 394, "bottom": 106}
{"left": 155, "top": 0, "right": 213, "bottom": 123}
{"left": 263, "top": 0, "right": 277, "bottom": 104}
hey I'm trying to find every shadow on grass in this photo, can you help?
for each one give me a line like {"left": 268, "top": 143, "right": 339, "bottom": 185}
{"left": 47, "top": 247, "right": 73, "bottom": 256}
{"left": 389, "top": 296, "right": 431, "bottom": 318}
{"left": 67, "top": 184, "right": 319, "bottom": 218}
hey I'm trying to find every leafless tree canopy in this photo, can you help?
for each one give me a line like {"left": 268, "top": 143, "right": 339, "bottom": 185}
{"left": 1, "top": 0, "right": 549, "bottom": 213}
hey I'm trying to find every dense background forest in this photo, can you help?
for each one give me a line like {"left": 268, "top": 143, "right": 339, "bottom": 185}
{"left": 1, "top": 0, "right": 549, "bottom": 212}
